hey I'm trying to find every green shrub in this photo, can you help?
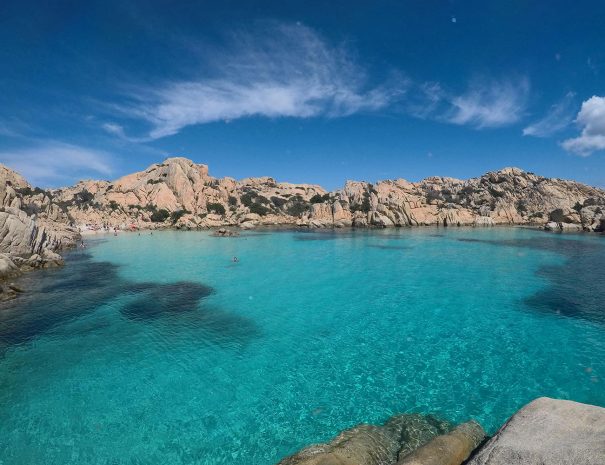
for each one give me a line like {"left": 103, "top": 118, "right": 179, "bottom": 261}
{"left": 16, "top": 186, "right": 46, "bottom": 197}
{"left": 286, "top": 201, "right": 309, "bottom": 217}
{"left": 228, "top": 196, "right": 238, "bottom": 207}
{"left": 351, "top": 192, "right": 371, "bottom": 213}
{"left": 271, "top": 196, "right": 287, "bottom": 208}
{"left": 74, "top": 190, "right": 94, "bottom": 205}
{"left": 516, "top": 200, "right": 528, "bottom": 214}
{"left": 206, "top": 202, "right": 226, "bottom": 215}
{"left": 549, "top": 208, "right": 566, "bottom": 222}
{"left": 108, "top": 200, "right": 119, "bottom": 211}
{"left": 23, "top": 203, "right": 41, "bottom": 216}
{"left": 425, "top": 190, "right": 441, "bottom": 203}
{"left": 489, "top": 187, "right": 505, "bottom": 198}
{"left": 240, "top": 192, "right": 257, "bottom": 207}
{"left": 572, "top": 202, "right": 583, "bottom": 213}
{"left": 249, "top": 203, "right": 270, "bottom": 216}
{"left": 170, "top": 209, "right": 190, "bottom": 223}
{"left": 310, "top": 193, "right": 330, "bottom": 204}
{"left": 150, "top": 209, "right": 170, "bottom": 222}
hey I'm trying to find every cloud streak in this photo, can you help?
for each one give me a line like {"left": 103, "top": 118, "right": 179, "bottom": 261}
{"left": 444, "top": 77, "right": 530, "bottom": 128}
{"left": 523, "top": 92, "right": 576, "bottom": 137}
{"left": 116, "top": 23, "right": 407, "bottom": 139}
{"left": 561, "top": 96, "right": 605, "bottom": 156}
{"left": 0, "top": 141, "right": 113, "bottom": 187}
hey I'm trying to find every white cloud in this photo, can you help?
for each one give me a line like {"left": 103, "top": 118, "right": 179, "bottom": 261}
{"left": 0, "top": 141, "right": 113, "bottom": 186}
{"left": 445, "top": 77, "right": 530, "bottom": 128}
{"left": 523, "top": 92, "right": 576, "bottom": 137}
{"left": 117, "top": 23, "right": 408, "bottom": 139}
{"left": 561, "top": 96, "right": 605, "bottom": 156}
{"left": 102, "top": 122, "right": 127, "bottom": 138}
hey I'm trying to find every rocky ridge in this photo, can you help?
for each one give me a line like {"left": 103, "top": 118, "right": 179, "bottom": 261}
{"left": 52, "top": 157, "right": 605, "bottom": 232}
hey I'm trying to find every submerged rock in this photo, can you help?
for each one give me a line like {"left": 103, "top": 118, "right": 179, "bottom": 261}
{"left": 211, "top": 227, "right": 240, "bottom": 237}
{"left": 467, "top": 397, "right": 605, "bottom": 465}
{"left": 276, "top": 414, "right": 452, "bottom": 465}
{"left": 396, "top": 420, "right": 485, "bottom": 465}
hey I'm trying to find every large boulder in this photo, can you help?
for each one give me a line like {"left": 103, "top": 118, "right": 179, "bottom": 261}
{"left": 467, "top": 397, "right": 605, "bottom": 465}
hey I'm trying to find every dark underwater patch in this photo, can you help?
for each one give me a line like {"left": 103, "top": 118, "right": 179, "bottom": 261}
{"left": 293, "top": 231, "right": 358, "bottom": 241}
{"left": 455, "top": 236, "right": 603, "bottom": 254}
{"left": 367, "top": 245, "right": 412, "bottom": 250}
{"left": 454, "top": 235, "right": 605, "bottom": 325}
{"left": 0, "top": 249, "right": 257, "bottom": 350}
{"left": 120, "top": 282, "right": 213, "bottom": 320}
{"left": 523, "top": 255, "right": 605, "bottom": 325}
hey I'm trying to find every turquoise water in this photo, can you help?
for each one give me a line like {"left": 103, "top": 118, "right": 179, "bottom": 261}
{"left": 1, "top": 227, "right": 604, "bottom": 464}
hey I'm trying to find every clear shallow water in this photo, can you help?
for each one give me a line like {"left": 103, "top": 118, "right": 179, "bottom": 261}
{"left": 0, "top": 227, "right": 604, "bottom": 464}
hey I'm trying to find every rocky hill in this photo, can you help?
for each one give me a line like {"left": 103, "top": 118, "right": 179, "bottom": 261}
{"left": 1, "top": 156, "right": 604, "bottom": 298}
{"left": 55, "top": 157, "right": 605, "bottom": 232}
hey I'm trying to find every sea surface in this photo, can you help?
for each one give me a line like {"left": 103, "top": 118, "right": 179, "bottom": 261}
{"left": 0, "top": 227, "right": 604, "bottom": 465}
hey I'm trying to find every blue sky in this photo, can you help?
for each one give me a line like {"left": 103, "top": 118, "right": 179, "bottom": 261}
{"left": 0, "top": 0, "right": 604, "bottom": 189}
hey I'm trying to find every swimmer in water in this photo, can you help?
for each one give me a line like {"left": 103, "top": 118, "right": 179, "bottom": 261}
{"left": 232, "top": 256, "right": 239, "bottom": 263}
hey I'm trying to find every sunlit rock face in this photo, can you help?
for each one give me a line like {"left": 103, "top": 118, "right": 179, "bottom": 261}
{"left": 466, "top": 398, "right": 605, "bottom": 465}
{"left": 48, "top": 158, "right": 605, "bottom": 231}
{"left": 0, "top": 165, "right": 78, "bottom": 258}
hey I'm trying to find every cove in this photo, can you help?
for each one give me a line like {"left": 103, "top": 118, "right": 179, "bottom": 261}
{"left": 0, "top": 227, "right": 604, "bottom": 465}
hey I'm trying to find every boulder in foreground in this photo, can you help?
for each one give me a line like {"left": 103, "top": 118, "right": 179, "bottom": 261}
{"left": 467, "top": 397, "right": 605, "bottom": 465}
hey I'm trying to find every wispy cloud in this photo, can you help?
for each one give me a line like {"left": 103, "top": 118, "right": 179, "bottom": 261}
{"left": 444, "top": 77, "right": 530, "bottom": 128}
{"left": 561, "top": 96, "right": 605, "bottom": 156}
{"left": 403, "top": 77, "right": 530, "bottom": 129}
{"left": 115, "top": 23, "right": 408, "bottom": 140}
{"left": 523, "top": 92, "right": 577, "bottom": 137}
{"left": 0, "top": 141, "right": 114, "bottom": 187}
{"left": 101, "top": 122, "right": 128, "bottom": 139}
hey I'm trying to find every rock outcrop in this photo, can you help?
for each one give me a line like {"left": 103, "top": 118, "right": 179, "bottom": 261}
{"left": 467, "top": 397, "right": 605, "bottom": 465}
{"left": 0, "top": 164, "right": 80, "bottom": 299}
{"left": 49, "top": 159, "right": 605, "bottom": 232}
